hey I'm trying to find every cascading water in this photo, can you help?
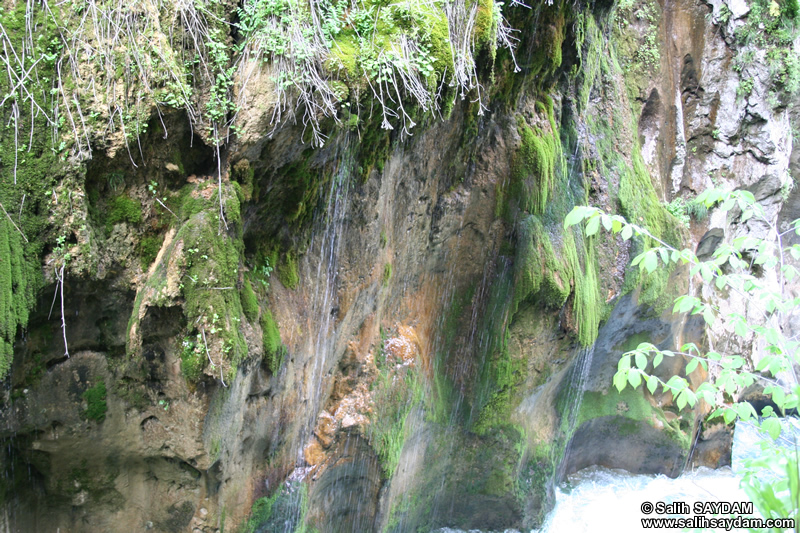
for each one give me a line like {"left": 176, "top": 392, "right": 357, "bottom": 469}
{"left": 257, "top": 137, "right": 356, "bottom": 532}
{"left": 298, "top": 137, "right": 354, "bottom": 455}
{"left": 557, "top": 345, "right": 595, "bottom": 482}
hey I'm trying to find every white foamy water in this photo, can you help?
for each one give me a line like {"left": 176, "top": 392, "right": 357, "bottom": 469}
{"left": 537, "top": 465, "right": 751, "bottom": 533}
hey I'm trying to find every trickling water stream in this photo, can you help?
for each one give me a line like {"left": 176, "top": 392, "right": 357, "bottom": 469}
{"left": 261, "top": 138, "right": 357, "bottom": 532}
{"left": 298, "top": 137, "right": 354, "bottom": 455}
{"left": 557, "top": 345, "right": 595, "bottom": 482}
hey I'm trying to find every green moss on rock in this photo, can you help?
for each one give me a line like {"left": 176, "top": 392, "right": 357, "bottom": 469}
{"left": 83, "top": 380, "right": 108, "bottom": 422}
{"left": 369, "top": 366, "right": 423, "bottom": 478}
{"left": 277, "top": 252, "right": 300, "bottom": 290}
{"left": 180, "top": 337, "right": 205, "bottom": 383}
{"left": 261, "top": 308, "right": 284, "bottom": 374}
{"left": 240, "top": 278, "right": 259, "bottom": 322}
{"left": 137, "top": 233, "right": 164, "bottom": 269}
{"left": 514, "top": 216, "right": 602, "bottom": 346}
{"left": 106, "top": 195, "right": 143, "bottom": 232}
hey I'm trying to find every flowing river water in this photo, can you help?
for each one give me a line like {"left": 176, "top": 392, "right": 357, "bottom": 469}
{"left": 434, "top": 419, "right": 800, "bottom": 533}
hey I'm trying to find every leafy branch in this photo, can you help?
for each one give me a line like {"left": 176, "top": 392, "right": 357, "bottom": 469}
{"left": 566, "top": 185, "right": 800, "bottom": 525}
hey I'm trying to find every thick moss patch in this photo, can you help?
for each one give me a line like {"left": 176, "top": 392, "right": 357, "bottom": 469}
{"left": 261, "top": 308, "right": 285, "bottom": 374}
{"left": 83, "top": 380, "right": 108, "bottom": 422}
{"left": 106, "top": 195, "right": 143, "bottom": 233}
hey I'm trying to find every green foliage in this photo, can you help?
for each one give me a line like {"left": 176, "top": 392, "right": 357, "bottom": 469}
{"left": 728, "top": 0, "right": 800, "bottom": 98}
{"left": 613, "top": 0, "right": 661, "bottom": 103}
{"left": 232, "top": 159, "right": 255, "bottom": 201}
{"left": 742, "top": 442, "right": 800, "bottom": 529}
{"left": 234, "top": 0, "right": 513, "bottom": 142}
{"left": 526, "top": 7, "right": 566, "bottom": 80}
{"left": 0, "top": 219, "right": 32, "bottom": 378}
{"left": 665, "top": 198, "right": 690, "bottom": 226}
{"left": 737, "top": 78, "right": 755, "bottom": 99}
{"left": 82, "top": 380, "right": 108, "bottom": 422}
{"left": 240, "top": 278, "right": 259, "bottom": 322}
{"left": 566, "top": 189, "right": 800, "bottom": 524}
{"left": 686, "top": 198, "right": 708, "bottom": 221}
{"left": 126, "top": 180, "right": 248, "bottom": 383}
{"left": 240, "top": 490, "right": 282, "bottom": 533}
{"left": 617, "top": 147, "right": 683, "bottom": 311}
{"left": 0, "top": 109, "right": 57, "bottom": 381}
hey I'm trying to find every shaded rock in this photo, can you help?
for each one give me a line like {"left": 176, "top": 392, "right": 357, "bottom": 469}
{"left": 690, "top": 422, "right": 732, "bottom": 468}
{"left": 696, "top": 228, "right": 724, "bottom": 260}
{"left": 563, "top": 416, "right": 688, "bottom": 477}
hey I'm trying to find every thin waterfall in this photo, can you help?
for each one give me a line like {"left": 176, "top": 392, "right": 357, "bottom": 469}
{"left": 268, "top": 137, "right": 355, "bottom": 531}
{"left": 557, "top": 344, "right": 596, "bottom": 482}
{"left": 297, "top": 136, "right": 354, "bottom": 460}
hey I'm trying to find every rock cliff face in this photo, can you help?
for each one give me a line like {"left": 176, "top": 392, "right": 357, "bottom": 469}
{"left": 0, "top": 0, "right": 796, "bottom": 530}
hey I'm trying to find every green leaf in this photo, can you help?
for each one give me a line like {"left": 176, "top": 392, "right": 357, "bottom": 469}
{"left": 783, "top": 392, "right": 798, "bottom": 410}
{"left": 586, "top": 215, "right": 601, "bottom": 236}
{"left": 659, "top": 247, "right": 669, "bottom": 265}
{"left": 601, "top": 215, "right": 612, "bottom": 232}
{"left": 761, "top": 417, "right": 781, "bottom": 440}
{"left": 614, "top": 371, "right": 628, "bottom": 392}
{"left": 734, "top": 319, "right": 748, "bottom": 337}
{"left": 685, "top": 358, "right": 699, "bottom": 374}
{"left": 653, "top": 352, "right": 663, "bottom": 368}
{"left": 764, "top": 327, "right": 780, "bottom": 345}
{"left": 738, "top": 190, "right": 755, "bottom": 203}
{"left": 702, "top": 306, "right": 715, "bottom": 326}
{"left": 770, "top": 386, "right": 785, "bottom": 408}
{"left": 685, "top": 389, "right": 697, "bottom": 407}
{"left": 647, "top": 375, "right": 658, "bottom": 394}
{"left": 628, "top": 369, "right": 642, "bottom": 388}
{"left": 621, "top": 225, "right": 633, "bottom": 240}
{"left": 676, "top": 390, "right": 687, "bottom": 410}
{"left": 643, "top": 251, "right": 658, "bottom": 273}
{"left": 564, "top": 207, "right": 586, "bottom": 229}
{"left": 723, "top": 408, "right": 737, "bottom": 424}
{"left": 736, "top": 402, "right": 756, "bottom": 421}
{"left": 635, "top": 352, "right": 648, "bottom": 370}
{"left": 612, "top": 219, "right": 622, "bottom": 233}
{"left": 675, "top": 296, "right": 696, "bottom": 314}
{"left": 700, "top": 264, "right": 713, "bottom": 282}
{"left": 729, "top": 356, "right": 745, "bottom": 369}
{"left": 755, "top": 354, "right": 773, "bottom": 372}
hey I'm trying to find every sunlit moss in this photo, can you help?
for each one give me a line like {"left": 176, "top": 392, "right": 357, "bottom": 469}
{"left": 240, "top": 278, "right": 259, "bottom": 322}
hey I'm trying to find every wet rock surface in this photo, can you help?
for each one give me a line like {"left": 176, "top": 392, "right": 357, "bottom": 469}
{"left": 0, "top": 0, "right": 796, "bottom": 529}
